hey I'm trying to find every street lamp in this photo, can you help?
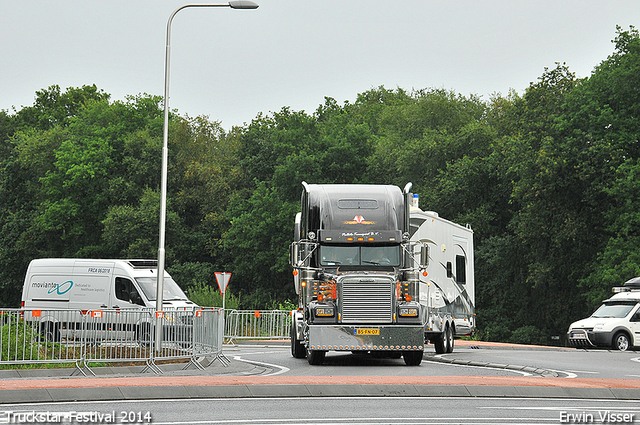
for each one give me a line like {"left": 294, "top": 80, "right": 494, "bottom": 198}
{"left": 156, "top": 1, "right": 259, "bottom": 349}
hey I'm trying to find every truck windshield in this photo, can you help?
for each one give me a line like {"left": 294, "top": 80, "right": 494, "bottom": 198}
{"left": 591, "top": 302, "right": 636, "bottom": 319}
{"left": 320, "top": 245, "right": 400, "bottom": 266}
{"left": 136, "top": 276, "right": 189, "bottom": 301}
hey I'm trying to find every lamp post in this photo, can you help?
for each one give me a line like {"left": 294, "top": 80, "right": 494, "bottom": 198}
{"left": 156, "top": 1, "right": 259, "bottom": 349}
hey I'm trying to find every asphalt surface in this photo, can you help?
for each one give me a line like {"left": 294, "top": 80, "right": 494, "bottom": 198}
{"left": 1, "top": 341, "right": 640, "bottom": 403}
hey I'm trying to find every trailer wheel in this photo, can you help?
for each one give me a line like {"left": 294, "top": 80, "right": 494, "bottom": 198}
{"left": 290, "top": 322, "right": 306, "bottom": 358}
{"left": 307, "top": 349, "right": 326, "bottom": 365}
{"left": 445, "top": 324, "right": 455, "bottom": 353}
{"left": 613, "top": 332, "right": 631, "bottom": 351}
{"left": 403, "top": 350, "right": 423, "bottom": 366}
{"left": 434, "top": 332, "right": 445, "bottom": 354}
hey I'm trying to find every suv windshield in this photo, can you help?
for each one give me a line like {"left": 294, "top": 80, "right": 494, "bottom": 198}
{"left": 591, "top": 302, "right": 636, "bottom": 319}
{"left": 320, "top": 245, "right": 400, "bottom": 267}
{"left": 136, "top": 276, "right": 188, "bottom": 301}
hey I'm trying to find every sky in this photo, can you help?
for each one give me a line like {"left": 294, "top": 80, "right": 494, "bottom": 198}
{"left": 2, "top": 1, "right": 640, "bottom": 130}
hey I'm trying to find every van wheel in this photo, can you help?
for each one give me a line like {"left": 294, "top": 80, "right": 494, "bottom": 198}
{"left": 137, "top": 323, "right": 152, "bottom": 348}
{"left": 613, "top": 332, "right": 631, "bottom": 351}
{"left": 40, "top": 322, "right": 60, "bottom": 342}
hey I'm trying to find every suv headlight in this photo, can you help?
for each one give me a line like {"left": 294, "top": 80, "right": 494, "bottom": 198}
{"left": 593, "top": 323, "right": 605, "bottom": 331}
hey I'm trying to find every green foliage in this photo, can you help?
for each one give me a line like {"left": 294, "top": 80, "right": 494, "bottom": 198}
{"left": 508, "top": 325, "right": 548, "bottom": 346}
{"left": 1, "top": 27, "right": 640, "bottom": 345}
{"left": 186, "top": 281, "right": 240, "bottom": 309}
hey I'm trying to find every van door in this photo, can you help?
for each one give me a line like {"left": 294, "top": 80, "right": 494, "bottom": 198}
{"left": 630, "top": 304, "right": 640, "bottom": 346}
{"left": 113, "top": 277, "right": 145, "bottom": 308}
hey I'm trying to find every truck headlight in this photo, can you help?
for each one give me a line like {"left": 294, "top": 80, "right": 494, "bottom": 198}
{"left": 593, "top": 323, "right": 604, "bottom": 331}
{"left": 315, "top": 307, "right": 334, "bottom": 317}
{"left": 399, "top": 307, "right": 418, "bottom": 317}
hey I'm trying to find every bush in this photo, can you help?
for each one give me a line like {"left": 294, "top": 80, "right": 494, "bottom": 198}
{"left": 508, "top": 325, "right": 548, "bottom": 346}
{"left": 187, "top": 281, "right": 240, "bottom": 309}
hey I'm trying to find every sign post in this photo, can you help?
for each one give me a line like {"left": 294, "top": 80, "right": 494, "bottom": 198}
{"left": 215, "top": 272, "right": 232, "bottom": 312}
{"left": 214, "top": 272, "right": 232, "bottom": 363}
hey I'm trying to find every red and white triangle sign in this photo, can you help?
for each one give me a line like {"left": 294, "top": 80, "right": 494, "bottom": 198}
{"left": 215, "top": 272, "right": 232, "bottom": 295}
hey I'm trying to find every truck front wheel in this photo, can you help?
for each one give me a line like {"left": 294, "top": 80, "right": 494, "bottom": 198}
{"left": 403, "top": 350, "right": 423, "bottom": 366}
{"left": 613, "top": 332, "right": 631, "bottom": 351}
{"left": 290, "top": 322, "right": 306, "bottom": 358}
{"left": 307, "top": 349, "right": 326, "bottom": 365}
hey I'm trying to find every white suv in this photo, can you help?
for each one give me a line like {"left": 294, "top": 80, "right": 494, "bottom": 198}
{"left": 567, "top": 278, "right": 640, "bottom": 351}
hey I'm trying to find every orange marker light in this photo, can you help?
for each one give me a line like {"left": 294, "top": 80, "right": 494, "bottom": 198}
{"left": 293, "top": 270, "right": 298, "bottom": 276}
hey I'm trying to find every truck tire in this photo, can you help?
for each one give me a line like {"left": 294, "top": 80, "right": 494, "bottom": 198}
{"left": 613, "top": 332, "right": 631, "bottom": 351}
{"left": 403, "top": 350, "right": 423, "bottom": 366}
{"left": 445, "top": 324, "right": 455, "bottom": 353}
{"left": 434, "top": 332, "right": 445, "bottom": 354}
{"left": 290, "top": 322, "right": 306, "bottom": 358}
{"left": 307, "top": 349, "right": 326, "bottom": 365}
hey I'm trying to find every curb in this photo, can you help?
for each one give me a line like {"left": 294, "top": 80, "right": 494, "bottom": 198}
{"left": 2, "top": 384, "right": 639, "bottom": 404}
{"left": 423, "top": 355, "right": 560, "bottom": 377}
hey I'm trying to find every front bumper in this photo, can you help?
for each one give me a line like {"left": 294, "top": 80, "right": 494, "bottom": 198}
{"left": 567, "top": 329, "right": 612, "bottom": 348}
{"left": 308, "top": 325, "right": 424, "bottom": 351}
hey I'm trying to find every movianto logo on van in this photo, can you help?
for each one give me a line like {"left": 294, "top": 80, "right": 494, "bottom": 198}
{"left": 31, "top": 281, "right": 74, "bottom": 295}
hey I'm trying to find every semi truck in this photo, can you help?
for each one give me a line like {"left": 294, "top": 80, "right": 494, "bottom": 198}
{"left": 567, "top": 277, "right": 640, "bottom": 351}
{"left": 289, "top": 182, "right": 475, "bottom": 365}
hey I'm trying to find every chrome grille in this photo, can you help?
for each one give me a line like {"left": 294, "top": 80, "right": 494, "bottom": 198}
{"left": 340, "top": 279, "right": 393, "bottom": 323}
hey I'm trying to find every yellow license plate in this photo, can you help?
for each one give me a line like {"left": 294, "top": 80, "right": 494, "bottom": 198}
{"left": 355, "top": 328, "right": 380, "bottom": 335}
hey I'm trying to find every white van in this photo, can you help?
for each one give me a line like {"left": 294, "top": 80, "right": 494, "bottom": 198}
{"left": 567, "top": 277, "right": 640, "bottom": 351}
{"left": 21, "top": 259, "right": 197, "bottom": 342}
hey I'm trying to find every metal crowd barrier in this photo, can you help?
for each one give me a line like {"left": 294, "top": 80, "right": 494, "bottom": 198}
{"left": 224, "top": 310, "right": 292, "bottom": 343}
{"left": 0, "top": 308, "right": 224, "bottom": 375}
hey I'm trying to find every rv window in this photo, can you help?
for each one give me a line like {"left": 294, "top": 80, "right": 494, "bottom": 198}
{"left": 456, "top": 255, "right": 466, "bottom": 285}
{"left": 338, "top": 199, "right": 378, "bottom": 209}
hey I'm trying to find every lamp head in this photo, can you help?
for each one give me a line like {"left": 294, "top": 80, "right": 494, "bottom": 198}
{"left": 229, "top": 1, "right": 259, "bottom": 9}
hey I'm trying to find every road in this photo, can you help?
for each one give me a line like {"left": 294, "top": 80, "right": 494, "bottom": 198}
{"left": 3, "top": 396, "right": 640, "bottom": 424}
{"left": 228, "top": 342, "right": 640, "bottom": 380}
{"left": 1, "top": 341, "right": 640, "bottom": 424}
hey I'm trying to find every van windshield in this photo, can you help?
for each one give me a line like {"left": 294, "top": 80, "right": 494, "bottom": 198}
{"left": 591, "top": 302, "right": 636, "bottom": 319}
{"left": 136, "top": 276, "right": 188, "bottom": 301}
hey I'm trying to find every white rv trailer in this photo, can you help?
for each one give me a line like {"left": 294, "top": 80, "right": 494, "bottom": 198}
{"left": 409, "top": 197, "right": 475, "bottom": 353}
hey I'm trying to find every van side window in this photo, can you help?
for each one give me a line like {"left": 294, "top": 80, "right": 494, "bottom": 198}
{"left": 115, "top": 277, "right": 144, "bottom": 306}
{"left": 456, "top": 255, "right": 466, "bottom": 285}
